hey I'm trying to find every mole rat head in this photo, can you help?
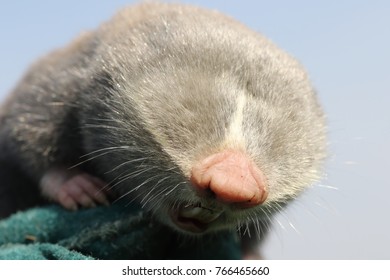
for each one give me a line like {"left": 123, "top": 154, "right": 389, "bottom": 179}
{"left": 94, "top": 20, "right": 327, "bottom": 236}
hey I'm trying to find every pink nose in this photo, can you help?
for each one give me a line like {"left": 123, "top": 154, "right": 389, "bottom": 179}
{"left": 190, "top": 151, "right": 268, "bottom": 207}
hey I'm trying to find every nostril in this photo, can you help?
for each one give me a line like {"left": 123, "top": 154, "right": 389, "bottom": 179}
{"left": 191, "top": 150, "right": 268, "bottom": 207}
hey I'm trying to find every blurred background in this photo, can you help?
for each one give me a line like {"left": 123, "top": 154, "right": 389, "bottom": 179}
{"left": 0, "top": 0, "right": 389, "bottom": 259}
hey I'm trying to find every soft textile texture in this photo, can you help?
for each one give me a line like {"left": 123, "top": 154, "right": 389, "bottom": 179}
{"left": 0, "top": 204, "right": 241, "bottom": 259}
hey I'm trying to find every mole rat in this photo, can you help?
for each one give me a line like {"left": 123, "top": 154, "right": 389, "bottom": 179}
{"left": 0, "top": 2, "right": 326, "bottom": 256}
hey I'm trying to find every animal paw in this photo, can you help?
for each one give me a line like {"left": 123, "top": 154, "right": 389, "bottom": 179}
{"left": 40, "top": 168, "right": 109, "bottom": 211}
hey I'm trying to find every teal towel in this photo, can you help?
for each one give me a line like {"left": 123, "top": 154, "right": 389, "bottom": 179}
{"left": 0, "top": 204, "right": 241, "bottom": 259}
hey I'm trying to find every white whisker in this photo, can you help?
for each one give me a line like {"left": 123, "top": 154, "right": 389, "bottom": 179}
{"left": 105, "top": 157, "right": 149, "bottom": 174}
{"left": 79, "top": 146, "right": 130, "bottom": 158}
{"left": 141, "top": 176, "right": 172, "bottom": 205}
{"left": 163, "top": 181, "right": 187, "bottom": 196}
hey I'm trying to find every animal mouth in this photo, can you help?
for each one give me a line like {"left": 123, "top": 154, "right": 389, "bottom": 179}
{"left": 170, "top": 203, "right": 223, "bottom": 233}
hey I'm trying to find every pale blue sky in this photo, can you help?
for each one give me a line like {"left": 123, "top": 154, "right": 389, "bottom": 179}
{"left": 1, "top": 1, "right": 389, "bottom": 259}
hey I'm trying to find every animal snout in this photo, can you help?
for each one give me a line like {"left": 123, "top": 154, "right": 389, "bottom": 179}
{"left": 190, "top": 150, "right": 268, "bottom": 207}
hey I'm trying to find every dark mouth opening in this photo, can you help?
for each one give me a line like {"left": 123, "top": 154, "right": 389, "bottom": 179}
{"left": 169, "top": 203, "right": 223, "bottom": 234}
{"left": 174, "top": 215, "right": 209, "bottom": 233}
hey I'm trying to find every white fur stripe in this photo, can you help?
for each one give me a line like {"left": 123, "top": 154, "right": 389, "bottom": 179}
{"left": 225, "top": 93, "right": 246, "bottom": 148}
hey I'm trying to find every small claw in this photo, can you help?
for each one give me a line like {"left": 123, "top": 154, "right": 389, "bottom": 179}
{"left": 57, "top": 189, "right": 78, "bottom": 211}
{"left": 79, "top": 174, "right": 110, "bottom": 206}
{"left": 40, "top": 168, "right": 109, "bottom": 210}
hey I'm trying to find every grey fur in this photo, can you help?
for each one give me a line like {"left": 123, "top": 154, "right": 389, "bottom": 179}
{"left": 0, "top": 2, "right": 326, "bottom": 249}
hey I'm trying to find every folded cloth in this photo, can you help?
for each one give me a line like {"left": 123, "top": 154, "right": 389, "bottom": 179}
{"left": 0, "top": 204, "right": 241, "bottom": 259}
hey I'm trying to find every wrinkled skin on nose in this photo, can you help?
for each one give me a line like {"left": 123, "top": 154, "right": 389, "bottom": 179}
{"left": 191, "top": 150, "right": 268, "bottom": 207}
